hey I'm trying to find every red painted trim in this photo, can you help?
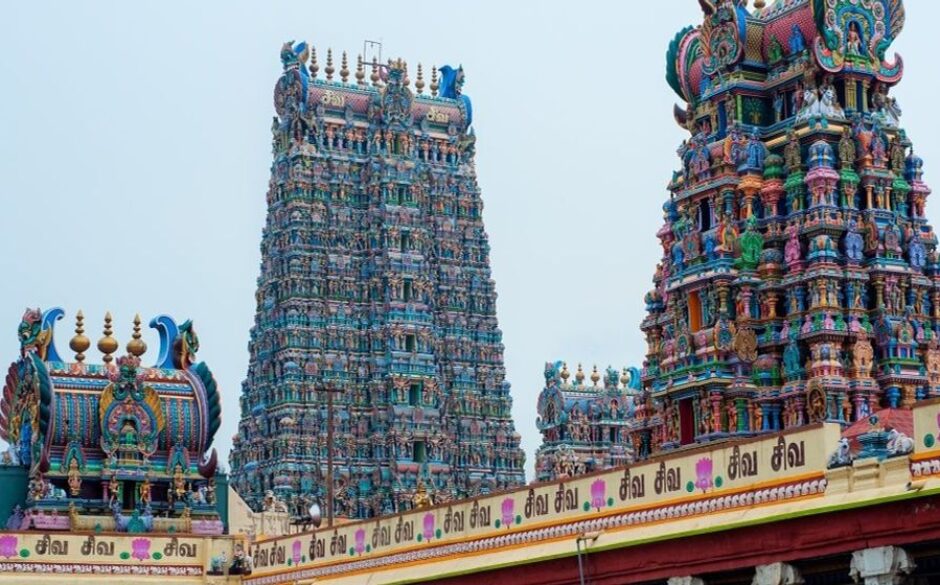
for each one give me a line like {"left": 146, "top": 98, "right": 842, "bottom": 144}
{"left": 428, "top": 494, "right": 940, "bottom": 585}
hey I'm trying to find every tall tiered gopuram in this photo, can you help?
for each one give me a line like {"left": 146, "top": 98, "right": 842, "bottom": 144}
{"left": 635, "top": 0, "right": 933, "bottom": 458}
{"left": 229, "top": 43, "right": 526, "bottom": 517}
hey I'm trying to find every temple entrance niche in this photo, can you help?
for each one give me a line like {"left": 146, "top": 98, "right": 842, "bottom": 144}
{"left": 122, "top": 481, "right": 136, "bottom": 511}
{"left": 679, "top": 398, "right": 695, "bottom": 445}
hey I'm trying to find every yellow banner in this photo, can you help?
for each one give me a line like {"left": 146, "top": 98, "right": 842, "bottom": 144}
{"left": 250, "top": 424, "right": 839, "bottom": 576}
{"left": 0, "top": 532, "right": 236, "bottom": 566}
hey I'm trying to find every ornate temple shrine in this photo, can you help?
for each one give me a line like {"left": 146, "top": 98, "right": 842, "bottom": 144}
{"left": 534, "top": 362, "right": 641, "bottom": 482}
{"left": 228, "top": 43, "right": 526, "bottom": 517}
{"left": 632, "top": 0, "right": 931, "bottom": 457}
{"left": 0, "top": 308, "right": 225, "bottom": 535}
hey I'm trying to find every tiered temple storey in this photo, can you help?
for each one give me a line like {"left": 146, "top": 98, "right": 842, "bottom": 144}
{"left": 228, "top": 43, "right": 526, "bottom": 517}
{"left": 635, "top": 0, "right": 933, "bottom": 457}
{"left": 0, "top": 308, "right": 224, "bottom": 534}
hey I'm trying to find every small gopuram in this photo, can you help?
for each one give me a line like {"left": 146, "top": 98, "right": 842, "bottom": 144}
{"left": 0, "top": 308, "right": 225, "bottom": 535}
{"left": 534, "top": 363, "right": 641, "bottom": 482}
{"left": 636, "top": 0, "right": 933, "bottom": 455}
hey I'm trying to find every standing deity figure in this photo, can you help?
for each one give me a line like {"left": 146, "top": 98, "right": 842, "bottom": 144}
{"left": 846, "top": 22, "right": 863, "bottom": 58}
{"left": 736, "top": 217, "right": 764, "bottom": 270}
{"left": 784, "top": 224, "right": 802, "bottom": 265}
{"left": 67, "top": 459, "right": 82, "bottom": 497}
{"left": 789, "top": 23, "right": 806, "bottom": 54}
{"left": 784, "top": 129, "right": 802, "bottom": 171}
{"left": 838, "top": 126, "right": 857, "bottom": 168}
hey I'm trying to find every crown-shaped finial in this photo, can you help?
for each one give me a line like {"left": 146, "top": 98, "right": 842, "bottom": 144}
{"left": 97, "top": 312, "right": 119, "bottom": 364}
{"left": 126, "top": 313, "right": 147, "bottom": 358}
{"left": 69, "top": 310, "right": 91, "bottom": 363}
{"left": 309, "top": 46, "right": 319, "bottom": 79}
{"left": 430, "top": 66, "right": 439, "bottom": 97}
{"left": 340, "top": 51, "right": 349, "bottom": 83}
{"left": 355, "top": 54, "right": 365, "bottom": 85}
{"left": 415, "top": 63, "right": 425, "bottom": 95}
{"left": 325, "top": 48, "right": 335, "bottom": 81}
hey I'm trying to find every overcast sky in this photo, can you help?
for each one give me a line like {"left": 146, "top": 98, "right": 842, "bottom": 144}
{"left": 1, "top": 1, "right": 937, "bottom": 480}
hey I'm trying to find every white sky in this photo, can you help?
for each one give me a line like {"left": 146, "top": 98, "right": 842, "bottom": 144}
{"left": 1, "top": 1, "right": 937, "bottom": 480}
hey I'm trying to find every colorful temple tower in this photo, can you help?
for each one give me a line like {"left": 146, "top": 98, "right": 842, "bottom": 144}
{"left": 636, "top": 0, "right": 932, "bottom": 457}
{"left": 534, "top": 362, "right": 641, "bottom": 482}
{"left": 0, "top": 308, "right": 225, "bottom": 534}
{"left": 228, "top": 43, "right": 526, "bottom": 517}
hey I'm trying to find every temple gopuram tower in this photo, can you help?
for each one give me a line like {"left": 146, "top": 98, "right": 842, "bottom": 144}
{"left": 635, "top": 0, "right": 934, "bottom": 457}
{"left": 229, "top": 43, "right": 526, "bottom": 517}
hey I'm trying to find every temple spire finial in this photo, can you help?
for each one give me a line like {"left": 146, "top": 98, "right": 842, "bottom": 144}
{"left": 127, "top": 313, "right": 147, "bottom": 358}
{"left": 309, "top": 46, "right": 319, "bottom": 79}
{"left": 430, "top": 66, "right": 439, "bottom": 97}
{"left": 355, "top": 54, "right": 366, "bottom": 86}
{"left": 69, "top": 310, "right": 90, "bottom": 364}
{"left": 325, "top": 48, "right": 335, "bottom": 81}
{"left": 370, "top": 57, "right": 380, "bottom": 87}
{"left": 340, "top": 51, "right": 349, "bottom": 83}
{"left": 97, "top": 312, "right": 118, "bottom": 364}
{"left": 416, "top": 63, "right": 425, "bottom": 95}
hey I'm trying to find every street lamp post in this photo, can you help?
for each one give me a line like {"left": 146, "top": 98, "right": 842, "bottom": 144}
{"left": 325, "top": 381, "right": 335, "bottom": 528}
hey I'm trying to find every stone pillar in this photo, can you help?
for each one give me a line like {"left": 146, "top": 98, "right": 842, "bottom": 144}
{"left": 753, "top": 562, "right": 804, "bottom": 585}
{"left": 849, "top": 546, "right": 915, "bottom": 585}
{"left": 668, "top": 577, "right": 705, "bottom": 585}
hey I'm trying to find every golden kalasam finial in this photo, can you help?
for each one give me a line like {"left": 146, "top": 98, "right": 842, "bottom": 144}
{"left": 340, "top": 51, "right": 349, "bottom": 83}
{"left": 402, "top": 60, "right": 410, "bottom": 87}
{"left": 69, "top": 310, "right": 90, "bottom": 363}
{"left": 430, "top": 66, "right": 439, "bottom": 97}
{"left": 591, "top": 365, "right": 600, "bottom": 387}
{"left": 355, "top": 54, "right": 365, "bottom": 85}
{"left": 575, "top": 363, "right": 585, "bottom": 385}
{"left": 753, "top": 0, "right": 766, "bottom": 9}
{"left": 325, "top": 48, "right": 335, "bottom": 81}
{"left": 620, "top": 367, "right": 629, "bottom": 387}
{"left": 560, "top": 362, "right": 570, "bottom": 383}
{"left": 415, "top": 63, "right": 425, "bottom": 95}
{"left": 97, "top": 311, "right": 119, "bottom": 364}
{"left": 126, "top": 313, "right": 147, "bottom": 358}
{"left": 370, "top": 57, "right": 380, "bottom": 87}
{"left": 309, "top": 46, "right": 319, "bottom": 79}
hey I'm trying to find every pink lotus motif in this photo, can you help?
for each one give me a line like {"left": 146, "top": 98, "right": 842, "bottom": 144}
{"left": 591, "top": 479, "right": 607, "bottom": 510}
{"left": 354, "top": 529, "right": 366, "bottom": 555}
{"left": 501, "top": 497, "right": 515, "bottom": 527}
{"left": 131, "top": 538, "right": 151, "bottom": 561}
{"left": 0, "top": 535, "right": 17, "bottom": 558}
{"left": 695, "top": 457, "right": 714, "bottom": 492}
{"left": 292, "top": 540, "right": 302, "bottom": 564}
{"left": 422, "top": 513, "right": 435, "bottom": 541}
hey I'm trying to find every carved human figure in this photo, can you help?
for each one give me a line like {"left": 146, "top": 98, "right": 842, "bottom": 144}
{"left": 846, "top": 22, "right": 862, "bottom": 58}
